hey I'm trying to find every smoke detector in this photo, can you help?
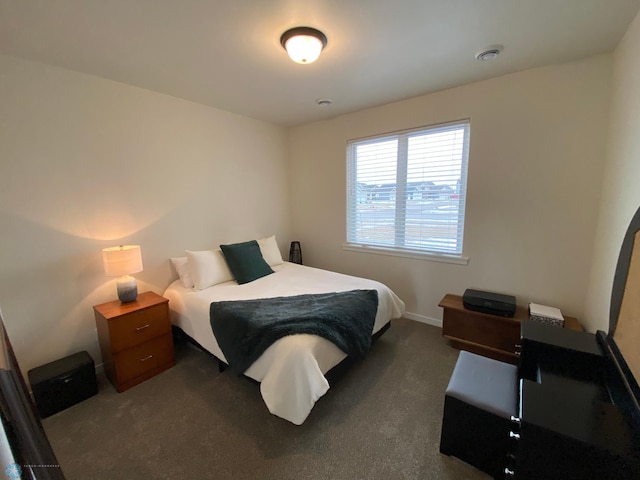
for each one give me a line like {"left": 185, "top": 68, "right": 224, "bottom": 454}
{"left": 475, "top": 45, "right": 503, "bottom": 61}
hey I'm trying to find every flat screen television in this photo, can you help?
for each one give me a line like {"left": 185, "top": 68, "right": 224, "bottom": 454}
{"left": 0, "top": 307, "right": 65, "bottom": 479}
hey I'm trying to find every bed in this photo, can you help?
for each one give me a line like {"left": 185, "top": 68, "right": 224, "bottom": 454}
{"left": 163, "top": 250, "right": 405, "bottom": 425}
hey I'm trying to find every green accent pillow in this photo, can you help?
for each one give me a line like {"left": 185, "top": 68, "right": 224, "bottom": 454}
{"left": 219, "top": 240, "right": 274, "bottom": 285}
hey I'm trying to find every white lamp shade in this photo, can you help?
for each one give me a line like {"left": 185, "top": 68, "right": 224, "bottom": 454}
{"left": 102, "top": 245, "right": 143, "bottom": 277}
{"left": 284, "top": 34, "right": 324, "bottom": 64}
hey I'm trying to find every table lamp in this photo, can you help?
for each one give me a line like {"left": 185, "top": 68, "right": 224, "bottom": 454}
{"left": 102, "top": 245, "right": 143, "bottom": 303}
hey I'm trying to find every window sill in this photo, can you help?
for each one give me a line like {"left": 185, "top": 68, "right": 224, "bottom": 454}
{"left": 342, "top": 243, "right": 470, "bottom": 265}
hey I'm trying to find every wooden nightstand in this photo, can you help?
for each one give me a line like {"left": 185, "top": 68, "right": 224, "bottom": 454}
{"left": 94, "top": 291, "right": 174, "bottom": 392}
{"left": 439, "top": 294, "right": 581, "bottom": 364}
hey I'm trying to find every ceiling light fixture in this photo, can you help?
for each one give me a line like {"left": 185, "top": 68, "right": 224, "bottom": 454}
{"left": 316, "top": 98, "right": 333, "bottom": 107}
{"left": 475, "top": 45, "right": 504, "bottom": 61}
{"left": 280, "top": 27, "right": 327, "bottom": 64}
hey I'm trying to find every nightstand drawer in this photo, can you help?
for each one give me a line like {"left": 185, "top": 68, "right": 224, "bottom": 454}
{"left": 108, "top": 303, "right": 170, "bottom": 353}
{"left": 113, "top": 334, "right": 174, "bottom": 384}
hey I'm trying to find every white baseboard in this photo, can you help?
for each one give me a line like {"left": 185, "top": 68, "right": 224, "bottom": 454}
{"left": 403, "top": 311, "right": 442, "bottom": 328}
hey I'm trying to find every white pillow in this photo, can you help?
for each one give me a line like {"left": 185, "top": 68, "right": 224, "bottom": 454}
{"left": 257, "top": 235, "right": 284, "bottom": 266}
{"left": 170, "top": 257, "right": 194, "bottom": 289}
{"left": 185, "top": 249, "right": 234, "bottom": 290}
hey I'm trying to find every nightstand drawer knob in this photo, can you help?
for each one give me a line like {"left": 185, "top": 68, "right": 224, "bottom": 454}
{"left": 140, "top": 355, "right": 154, "bottom": 362}
{"left": 136, "top": 324, "right": 151, "bottom": 331}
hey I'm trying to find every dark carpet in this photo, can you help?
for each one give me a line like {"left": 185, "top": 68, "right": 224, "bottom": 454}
{"left": 43, "top": 318, "right": 489, "bottom": 480}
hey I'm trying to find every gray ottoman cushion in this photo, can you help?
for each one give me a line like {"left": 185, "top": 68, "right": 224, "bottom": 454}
{"left": 446, "top": 350, "right": 517, "bottom": 419}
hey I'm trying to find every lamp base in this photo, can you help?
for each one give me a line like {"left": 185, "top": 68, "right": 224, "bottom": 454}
{"left": 117, "top": 275, "right": 138, "bottom": 303}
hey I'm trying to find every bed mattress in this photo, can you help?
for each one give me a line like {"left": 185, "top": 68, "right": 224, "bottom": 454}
{"left": 163, "top": 262, "right": 405, "bottom": 424}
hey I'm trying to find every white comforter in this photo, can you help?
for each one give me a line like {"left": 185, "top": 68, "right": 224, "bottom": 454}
{"left": 163, "top": 262, "right": 405, "bottom": 425}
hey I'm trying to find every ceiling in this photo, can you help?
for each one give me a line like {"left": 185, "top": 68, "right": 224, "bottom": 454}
{"left": 0, "top": 0, "right": 638, "bottom": 127}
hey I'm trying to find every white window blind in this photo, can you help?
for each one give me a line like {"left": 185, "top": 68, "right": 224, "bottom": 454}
{"left": 346, "top": 120, "right": 470, "bottom": 256}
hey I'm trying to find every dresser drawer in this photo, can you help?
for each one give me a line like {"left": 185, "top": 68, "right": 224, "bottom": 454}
{"left": 113, "top": 333, "right": 174, "bottom": 384}
{"left": 108, "top": 303, "right": 170, "bottom": 353}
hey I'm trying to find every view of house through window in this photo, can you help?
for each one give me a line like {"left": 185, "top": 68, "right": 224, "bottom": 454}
{"left": 346, "top": 120, "right": 470, "bottom": 256}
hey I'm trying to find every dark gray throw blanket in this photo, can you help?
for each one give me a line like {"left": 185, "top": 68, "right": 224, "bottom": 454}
{"left": 209, "top": 289, "right": 379, "bottom": 375}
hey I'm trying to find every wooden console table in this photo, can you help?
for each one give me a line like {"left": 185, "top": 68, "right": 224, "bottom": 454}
{"left": 439, "top": 294, "right": 581, "bottom": 364}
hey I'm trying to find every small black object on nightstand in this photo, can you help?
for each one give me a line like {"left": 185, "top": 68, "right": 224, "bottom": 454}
{"left": 28, "top": 351, "right": 98, "bottom": 418}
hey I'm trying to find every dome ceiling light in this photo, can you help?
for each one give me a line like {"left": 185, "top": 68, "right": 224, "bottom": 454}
{"left": 280, "top": 27, "right": 327, "bottom": 64}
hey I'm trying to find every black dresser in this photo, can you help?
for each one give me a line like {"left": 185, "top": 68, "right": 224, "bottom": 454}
{"left": 510, "top": 321, "right": 640, "bottom": 479}
{"left": 506, "top": 205, "right": 640, "bottom": 479}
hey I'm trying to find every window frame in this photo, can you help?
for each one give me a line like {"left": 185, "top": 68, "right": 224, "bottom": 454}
{"left": 345, "top": 119, "right": 471, "bottom": 264}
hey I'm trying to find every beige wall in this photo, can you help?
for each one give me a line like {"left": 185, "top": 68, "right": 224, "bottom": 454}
{"left": 585, "top": 11, "right": 640, "bottom": 333}
{"left": 289, "top": 55, "right": 612, "bottom": 327}
{"left": 0, "top": 35, "right": 630, "bottom": 377}
{"left": 0, "top": 54, "right": 290, "bottom": 373}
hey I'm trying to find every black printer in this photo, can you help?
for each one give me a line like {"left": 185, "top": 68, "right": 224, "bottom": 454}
{"left": 462, "top": 289, "right": 516, "bottom": 317}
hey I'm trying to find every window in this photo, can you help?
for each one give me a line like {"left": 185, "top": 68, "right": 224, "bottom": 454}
{"left": 346, "top": 120, "right": 470, "bottom": 259}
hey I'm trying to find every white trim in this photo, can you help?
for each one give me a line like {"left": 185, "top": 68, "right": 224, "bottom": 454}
{"left": 94, "top": 362, "right": 105, "bottom": 375}
{"left": 346, "top": 118, "right": 471, "bottom": 144}
{"left": 403, "top": 311, "right": 442, "bottom": 328}
{"left": 342, "top": 243, "right": 470, "bottom": 265}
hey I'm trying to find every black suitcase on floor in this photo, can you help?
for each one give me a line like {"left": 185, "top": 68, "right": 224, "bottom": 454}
{"left": 28, "top": 351, "right": 98, "bottom": 418}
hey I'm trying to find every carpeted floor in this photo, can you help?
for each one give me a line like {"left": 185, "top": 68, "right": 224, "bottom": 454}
{"left": 43, "top": 318, "right": 490, "bottom": 480}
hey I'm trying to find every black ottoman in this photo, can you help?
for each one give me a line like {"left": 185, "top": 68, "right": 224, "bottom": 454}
{"left": 439, "top": 350, "right": 517, "bottom": 479}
